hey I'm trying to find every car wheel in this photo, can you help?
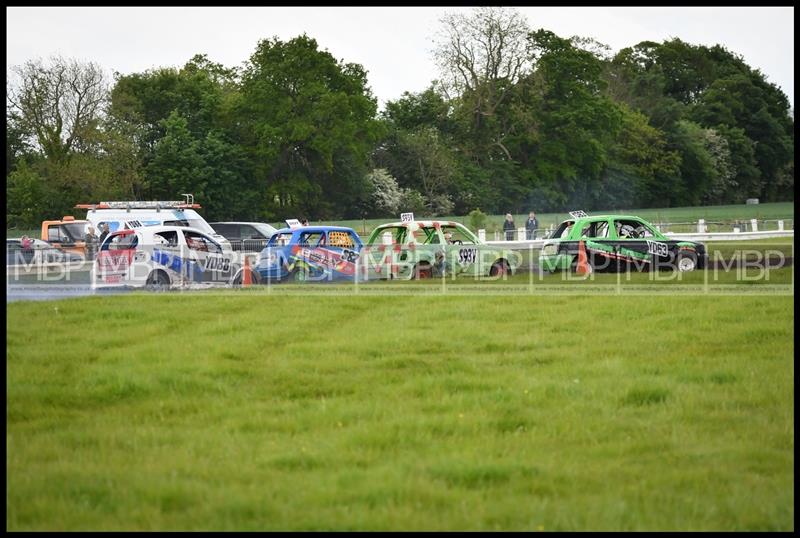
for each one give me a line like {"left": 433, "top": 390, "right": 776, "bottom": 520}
{"left": 489, "top": 260, "right": 509, "bottom": 277}
{"left": 145, "top": 270, "right": 170, "bottom": 292}
{"left": 414, "top": 263, "right": 433, "bottom": 279}
{"left": 291, "top": 267, "right": 309, "bottom": 282}
{"left": 676, "top": 250, "right": 698, "bottom": 272}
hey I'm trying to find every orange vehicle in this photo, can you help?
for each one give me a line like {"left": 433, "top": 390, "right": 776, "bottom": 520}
{"left": 40, "top": 216, "right": 89, "bottom": 256}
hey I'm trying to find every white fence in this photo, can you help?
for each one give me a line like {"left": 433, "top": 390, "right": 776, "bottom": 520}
{"left": 484, "top": 220, "right": 794, "bottom": 248}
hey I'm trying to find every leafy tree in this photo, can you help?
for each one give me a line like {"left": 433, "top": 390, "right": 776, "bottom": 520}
{"left": 145, "top": 111, "right": 206, "bottom": 202}
{"left": 468, "top": 208, "right": 488, "bottom": 231}
{"left": 238, "top": 35, "right": 381, "bottom": 219}
{"left": 6, "top": 160, "right": 52, "bottom": 228}
{"left": 520, "top": 30, "right": 623, "bottom": 209}
{"left": 605, "top": 105, "right": 681, "bottom": 208}
{"left": 7, "top": 56, "right": 107, "bottom": 164}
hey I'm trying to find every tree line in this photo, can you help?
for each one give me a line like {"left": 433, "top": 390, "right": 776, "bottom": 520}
{"left": 6, "top": 7, "right": 794, "bottom": 228}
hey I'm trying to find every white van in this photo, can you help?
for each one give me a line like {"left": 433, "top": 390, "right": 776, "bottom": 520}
{"left": 76, "top": 198, "right": 230, "bottom": 248}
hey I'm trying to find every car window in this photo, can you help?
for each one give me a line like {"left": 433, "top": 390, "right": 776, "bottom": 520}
{"left": 440, "top": 225, "right": 476, "bottom": 245}
{"left": 240, "top": 225, "right": 268, "bottom": 239}
{"left": 47, "top": 226, "right": 75, "bottom": 243}
{"left": 211, "top": 224, "right": 237, "bottom": 238}
{"left": 184, "top": 231, "right": 222, "bottom": 254}
{"left": 103, "top": 233, "right": 138, "bottom": 251}
{"left": 299, "top": 232, "right": 325, "bottom": 247}
{"left": 269, "top": 232, "right": 293, "bottom": 246}
{"left": 371, "top": 226, "right": 407, "bottom": 245}
{"left": 550, "top": 221, "right": 575, "bottom": 239}
{"left": 580, "top": 221, "right": 610, "bottom": 238}
{"left": 420, "top": 227, "right": 442, "bottom": 244}
{"left": 163, "top": 220, "right": 189, "bottom": 228}
{"left": 614, "top": 219, "right": 655, "bottom": 239}
{"left": 154, "top": 231, "right": 179, "bottom": 247}
{"left": 327, "top": 231, "right": 356, "bottom": 248}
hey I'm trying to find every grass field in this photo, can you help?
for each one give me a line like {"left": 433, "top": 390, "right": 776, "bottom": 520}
{"left": 6, "top": 201, "right": 794, "bottom": 239}
{"left": 6, "top": 285, "right": 794, "bottom": 530}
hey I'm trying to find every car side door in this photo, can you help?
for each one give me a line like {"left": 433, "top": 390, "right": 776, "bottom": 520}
{"left": 610, "top": 218, "right": 665, "bottom": 268}
{"left": 442, "top": 224, "right": 479, "bottom": 275}
{"left": 181, "top": 230, "right": 229, "bottom": 282}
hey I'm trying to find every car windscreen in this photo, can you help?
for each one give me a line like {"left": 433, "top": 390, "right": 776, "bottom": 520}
{"left": 101, "top": 233, "right": 138, "bottom": 251}
{"left": 369, "top": 226, "right": 407, "bottom": 245}
{"left": 62, "top": 223, "right": 87, "bottom": 241}
{"left": 550, "top": 221, "right": 575, "bottom": 239}
{"left": 268, "top": 232, "right": 294, "bottom": 246}
{"left": 252, "top": 223, "right": 277, "bottom": 238}
{"left": 163, "top": 219, "right": 216, "bottom": 235}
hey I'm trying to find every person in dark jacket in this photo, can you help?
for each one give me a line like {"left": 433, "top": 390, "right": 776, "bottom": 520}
{"left": 525, "top": 211, "right": 539, "bottom": 240}
{"left": 503, "top": 213, "right": 516, "bottom": 241}
{"left": 98, "top": 223, "right": 110, "bottom": 244}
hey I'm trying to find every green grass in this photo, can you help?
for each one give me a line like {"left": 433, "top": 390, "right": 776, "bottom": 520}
{"left": 6, "top": 291, "right": 794, "bottom": 530}
{"left": 6, "top": 202, "right": 794, "bottom": 239}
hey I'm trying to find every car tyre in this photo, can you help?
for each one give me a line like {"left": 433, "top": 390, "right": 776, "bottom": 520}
{"left": 291, "top": 267, "right": 310, "bottom": 282}
{"left": 145, "top": 270, "right": 170, "bottom": 292}
{"left": 676, "top": 250, "right": 698, "bottom": 272}
{"left": 414, "top": 263, "right": 433, "bottom": 279}
{"left": 489, "top": 260, "right": 510, "bottom": 277}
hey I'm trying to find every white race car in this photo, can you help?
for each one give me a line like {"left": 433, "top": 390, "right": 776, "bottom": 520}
{"left": 92, "top": 225, "right": 247, "bottom": 290}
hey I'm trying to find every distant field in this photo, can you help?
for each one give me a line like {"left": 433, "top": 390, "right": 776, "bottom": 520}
{"left": 6, "top": 289, "right": 794, "bottom": 530}
{"left": 6, "top": 202, "right": 794, "bottom": 240}
{"left": 311, "top": 201, "right": 795, "bottom": 237}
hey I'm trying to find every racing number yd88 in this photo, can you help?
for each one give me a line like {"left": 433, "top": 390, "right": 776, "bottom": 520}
{"left": 204, "top": 256, "right": 231, "bottom": 272}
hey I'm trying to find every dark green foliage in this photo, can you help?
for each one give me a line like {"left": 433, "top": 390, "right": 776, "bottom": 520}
{"left": 5, "top": 26, "right": 793, "bottom": 228}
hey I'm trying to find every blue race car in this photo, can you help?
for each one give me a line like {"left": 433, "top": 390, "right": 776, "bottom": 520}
{"left": 254, "top": 226, "right": 364, "bottom": 282}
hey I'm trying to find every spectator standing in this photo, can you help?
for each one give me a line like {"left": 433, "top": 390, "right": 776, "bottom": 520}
{"left": 525, "top": 211, "right": 539, "bottom": 240}
{"left": 98, "top": 223, "right": 110, "bottom": 244}
{"left": 20, "top": 235, "right": 33, "bottom": 250}
{"left": 503, "top": 213, "right": 516, "bottom": 241}
{"left": 84, "top": 226, "right": 99, "bottom": 261}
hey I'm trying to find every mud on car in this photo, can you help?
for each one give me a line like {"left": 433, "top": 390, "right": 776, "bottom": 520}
{"left": 92, "top": 226, "right": 246, "bottom": 290}
{"left": 539, "top": 212, "right": 707, "bottom": 273}
{"left": 254, "top": 226, "right": 363, "bottom": 283}
{"left": 362, "top": 219, "right": 520, "bottom": 280}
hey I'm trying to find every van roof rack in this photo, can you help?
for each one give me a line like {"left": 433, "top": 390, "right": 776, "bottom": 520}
{"left": 75, "top": 200, "right": 202, "bottom": 211}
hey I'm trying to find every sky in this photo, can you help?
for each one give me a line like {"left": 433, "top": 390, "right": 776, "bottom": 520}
{"left": 6, "top": 6, "right": 795, "bottom": 110}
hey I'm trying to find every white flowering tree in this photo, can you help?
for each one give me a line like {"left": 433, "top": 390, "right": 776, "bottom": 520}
{"left": 366, "top": 168, "right": 403, "bottom": 216}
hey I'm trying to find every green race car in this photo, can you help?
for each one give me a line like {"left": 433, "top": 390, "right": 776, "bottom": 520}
{"left": 539, "top": 212, "right": 707, "bottom": 273}
{"left": 362, "top": 219, "right": 520, "bottom": 279}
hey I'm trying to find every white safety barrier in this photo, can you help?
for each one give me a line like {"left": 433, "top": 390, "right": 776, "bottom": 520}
{"left": 663, "top": 230, "right": 793, "bottom": 241}
{"left": 484, "top": 229, "right": 793, "bottom": 248}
